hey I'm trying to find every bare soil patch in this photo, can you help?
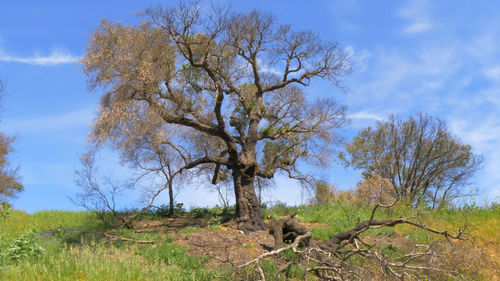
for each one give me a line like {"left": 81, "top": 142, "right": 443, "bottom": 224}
{"left": 132, "top": 216, "right": 276, "bottom": 266}
{"left": 133, "top": 217, "right": 208, "bottom": 232}
{"left": 174, "top": 226, "right": 275, "bottom": 266}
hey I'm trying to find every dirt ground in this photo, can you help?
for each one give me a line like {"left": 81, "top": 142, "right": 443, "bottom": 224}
{"left": 131, "top": 217, "right": 384, "bottom": 267}
{"left": 175, "top": 226, "right": 275, "bottom": 266}
{"left": 132, "top": 217, "right": 281, "bottom": 266}
{"left": 133, "top": 217, "right": 209, "bottom": 232}
{"left": 129, "top": 216, "right": 499, "bottom": 279}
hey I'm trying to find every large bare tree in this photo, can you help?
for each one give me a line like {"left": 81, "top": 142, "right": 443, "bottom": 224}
{"left": 82, "top": 2, "right": 350, "bottom": 231}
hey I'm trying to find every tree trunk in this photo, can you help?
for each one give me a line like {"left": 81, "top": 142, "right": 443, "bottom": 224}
{"left": 268, "top": 214, "right": 310, "bottom": 249}
{"left": 168, "top": 180, "right": 174, "bottom": 217}
{"left": 232, "top": 166, "right": 267, "bottom": 232}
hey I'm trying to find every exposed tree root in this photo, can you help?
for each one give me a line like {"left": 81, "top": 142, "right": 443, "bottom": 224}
{"left": 239, "top": 203, "right": 483, "bottom": 280}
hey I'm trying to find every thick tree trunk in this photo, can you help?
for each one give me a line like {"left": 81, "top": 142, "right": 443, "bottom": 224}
{"left": 233, "top": 166, "right": 267, "bottom": 232}
{"left": 268, "top": 214, "right": 310, "bottom": 249}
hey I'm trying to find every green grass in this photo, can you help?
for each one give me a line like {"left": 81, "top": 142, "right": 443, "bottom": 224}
{"left": 0, "top": 203, "right": 498, "bottom": 280}
{"left": 178, "top": 226, "right": 200, "bottom": 233}
{"left": 262, "top": 202, "right": 499, "bottom": 280}
{"left": 0, "top": 209, "right": 226, "bottom": 281}
{"left": 113, "top": 228, "right": 173, "bottom": 243}
{"left": 208, "top": 224, "right": 221, "bottom": 231}
{"left": 0, "top": 210, "right": 104, "bottom": 238}
{"left": 263, "top": 201, "right": 500, "bottom": 245}
{"left": 0, "top": 241, "right": 228, "bottom": 281}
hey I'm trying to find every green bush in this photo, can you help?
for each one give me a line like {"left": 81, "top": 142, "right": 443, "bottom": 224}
{"left": 0, "top": 229, "right": 45, "bottom": 265}
{"left": 0, "top": 205, "right": 10, "bottom": 223}
{"left": 150, "top": 203, "right": 186, "bottom": 217}
{"left": 189, "top": 207, "right": 209, "bottom": 218}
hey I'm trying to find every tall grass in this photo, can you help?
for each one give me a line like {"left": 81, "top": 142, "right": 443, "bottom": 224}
{"left": 0, "top": 241, "right": 227, "bottom": 281}
{"left": 0, "top": 210, "right": 105, "bottom": 238}
{"left": 0, "top": 203, "right": 497, "bottom": 280}
{"left": 0, "top": 209, "right": 227, "bottom": 281}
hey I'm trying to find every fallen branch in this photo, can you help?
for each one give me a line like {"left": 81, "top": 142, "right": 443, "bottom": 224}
{"left": 102, "top": 232, "right": 155, "bottom": 244}
{"left": 239, "top": 232, "right": 312, "bottom": 268}
{"left": 323, "top": 217, "right": 476, "bottom": 248}
{"left": 242, "top": 199, "right": 484, "bottom": 280}
{"left": 238, "top": 232, "right": 312, "bottom": 280}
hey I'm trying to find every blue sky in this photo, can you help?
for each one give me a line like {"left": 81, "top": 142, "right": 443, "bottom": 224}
{"left": 1, "top": 0, "right": 499, "bottom": 212}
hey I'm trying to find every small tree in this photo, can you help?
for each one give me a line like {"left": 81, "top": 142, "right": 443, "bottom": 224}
{"left": 340, "top": 113, "right": 482, "bottom": 207}
{"left": 82, "top": 2, "right": 350, "bottom": 231}
{"left": 0, "top": 80, "right": 23, "bottom": 204}
{"left": 111, "top": 124, "right": 190, "bottom": 217}
{"left": 356, "top": 173, "right": 397, "bottom": 206}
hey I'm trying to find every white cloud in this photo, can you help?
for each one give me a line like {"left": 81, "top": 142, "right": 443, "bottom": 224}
{"left": 2, "top": 107, "right": 95, "bottom": 134}
{"left": 404, "top": 21, "right": 432, "bottom": 34}
{"left": 449, "top": 116, "right": 500, "bottom": 154}
{"left": 346, "top": 46, "right": 371, "bottom": 73}
{"left": 397, "top": 0, "right": 433, "bottom": 34}
{"left": 349, "top": 111, "right": 384, "bottom": 121}
{"left": 342, "top": 11, "right": 500, "bottom": 203}
{"left": 0, "top": 48, "right": 80, "bottom": 65}
{"left": 466, "top": 33, "right": 500, "bottom": 64}
{"left": 448, "top": 116, "right": 500, "bottom": 203}
{"left": 483, "top": 66, "right": 500, "bottom": 82}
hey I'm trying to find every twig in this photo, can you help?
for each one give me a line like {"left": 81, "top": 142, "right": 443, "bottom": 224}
{"left": 102, "top": 232, "right": 155, "bottom": 244}
{"left": 238, "top": 232, "right": 312, "bottom": 269}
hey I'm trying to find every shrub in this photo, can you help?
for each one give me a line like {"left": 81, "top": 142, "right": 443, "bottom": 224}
{"left": 0, "top": 204, "right": 11, "bottom": 223}
{"left": 0, "top": 229, "right": 45, "bottom": 265}
{"left": 315, "top": 174, "right": 397, "bottom": 207}
{"left": 150, "top": 203, "right": 186, "bottom": 217}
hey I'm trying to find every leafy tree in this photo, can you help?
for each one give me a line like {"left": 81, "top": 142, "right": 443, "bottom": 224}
{"left": 81, "top": 2, "right": 350, "bottom": 231}
{"left": 0, "top": 80, "right": 23, "bottom": 204}
{"left": 315, "top": 173, "right": 396, "bottom": 205}
{"left": 340, "top": 113, "right": 482, "bottom": 208}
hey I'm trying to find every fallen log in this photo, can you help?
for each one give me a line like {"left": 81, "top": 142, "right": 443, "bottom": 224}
{"left": 267, "top": 213, "right": 310, "bottom": 249}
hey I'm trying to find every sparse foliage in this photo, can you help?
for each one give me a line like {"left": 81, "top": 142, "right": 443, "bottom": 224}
{"left": 356, "top": 173, "right": 397, "bottom": 206}
{"left": 315, "top": 182, "right": 355, "bottom": 204}
{"left": 74, "top": 152, "right": 135, "bottom": 227}
{"left": 81, "top": 2, "right": 350, "bottom": 231}
{"left": 340, "top": 113, "right": 482, "bottom": 208}
{"left": 0, "top": 79, "right": 23, "bottom": 203}
{"left": 315, "top": 174, "right": 396, "bottom": 206}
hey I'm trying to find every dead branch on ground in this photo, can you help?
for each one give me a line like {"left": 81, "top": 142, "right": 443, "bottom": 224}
{"left": 102, "top": 232, "right": 155, "bottom": 244}
{"left": 239, "top": 202, "right": 484, "bottom": 280}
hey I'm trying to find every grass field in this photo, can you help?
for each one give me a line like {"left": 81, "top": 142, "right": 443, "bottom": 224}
{"left": 0, "top": 203, "right": 498, "bottom": 280}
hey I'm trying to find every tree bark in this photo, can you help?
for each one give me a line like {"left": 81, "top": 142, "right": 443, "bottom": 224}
{"left": 268, "top": 214, "right": 310, "bottom": 249}
{"left": 168, "top": 180, "right": 174, "bottom": 217}
{"left": 233, "top": 166, "right": 267, "bottom": 232}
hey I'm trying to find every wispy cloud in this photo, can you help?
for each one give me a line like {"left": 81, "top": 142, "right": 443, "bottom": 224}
{"left": 341, "top": 4, "right": 500, "bottom": 201}
{"left": 397, "top": 0, "right": 433, "bottom": 34}
{"left": 345, "top": 46, "right": 371, "bottom": 73}
{"left": 0, "top": 48, "right": 80, "bottom": 65}
{"left": 2, "top": 107, "right": 95, "bottom": 134}
{"left": 483, "top": 66, "right": 500, "bottom": 82}
{"left": 448, "top": 115, "right": 500, "bottom": 202}
{"left": 349, "top": 111, "right": 384, "bottom": 121}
